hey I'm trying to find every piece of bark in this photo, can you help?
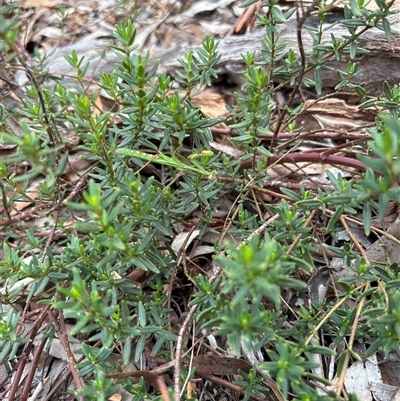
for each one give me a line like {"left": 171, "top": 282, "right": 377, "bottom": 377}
{"left": 21, "top": 13, "right": 400, "bottom": 96}
{"left": 160, "top": 13, "right": 400, "bottom": 95}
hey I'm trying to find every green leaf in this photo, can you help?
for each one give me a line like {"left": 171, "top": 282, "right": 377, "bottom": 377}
{"left": 383, "top": 81, "right": 392, "bottom": 100}
{"left": 382, "top": 18, "right": 392, "bottom": 42}
{"left": 117, "top": 149, "right": 210, "bottom": 175}
{"left": 134, "top": 336, "right": 146, "bottom": 362}
{"left": 314, "top": 68, "right": 322, "bottom": 95}
{"left": 349, "top": 0, "right": 363, "bottom": 17}
{"left": 326, "top": 206, "right": 344, "bottom": 232}
{"left": 362, "top": 203, "right": 372, "bottom": 236}
{"left": 239, "top": 0, "right": 260, "bottom": 7}
{"left": 350, "top": 41, "right": 357, "bottom": 59}
{"left": 138, "top": 301, "right": 147, "bottom": 327}
{"left": 123, "top": 337, "right": 132, "bottom": 365}
{"left": 271, "top": 6, "right": 288, "bottom": 23}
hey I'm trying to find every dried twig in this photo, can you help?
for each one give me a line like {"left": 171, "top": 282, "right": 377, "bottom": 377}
{"left": 6, "top": 306, "right": 50, "bottom": 401}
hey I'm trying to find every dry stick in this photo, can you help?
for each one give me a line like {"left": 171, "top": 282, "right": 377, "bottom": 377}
{"left": 241, "top": 152, "right": 369, "bottom": 173}
{"left": 19, "top": 324, "right": 51, "bottom": 401}
{"left": 167, "top": 224, "right": 198, "bottom": 361}
{"left": 7, "top": 306, "right": 50, "bottom": 401}
{"left": 51, "top": 173, "right": 89, "bottom": 212}
{"left": 173, "top": 214, "right": 280, "bottom": 401}
{"left": 211, "top": 126, "right": 371, "bottom": 142}
{"left": 218, "top": 163, "right": 280, "bottom": 244}
{"left": 0, "top": 230, "right": 72, "bottom": 239}
{"left": 216, "top": 178, "right": 250, "bottom": 245}
{"left": 57, "top": 313, "right": 85, "bottom": 396}
{"left": 203, "top": 176, "right": 326, "bottom": 201}
{"left": 198, "top": 372, "right": 266, "bottom": 401}
{"left": 0, "top": 201, "right": 53, "bottom": 227}
{"left": 16, "top": 291, "right": 41, "bottom": 337}
{"left": 250, "top": 187, "right": 264, "bottom": 220}
{"left": 241, "top": 339, "right": 285, "bottom": 401}
{"left": 271, "top": 0, "right": 320, "bottom": 149}
{"left": 266, "top": 179, "right": 335, "bottom": 191}
{"left": 47, "top": 310, "right": 84, "bottom": 399}
{"left": 334, "top": 216, "right": 371, "bottom": 399}
{"left": 340, "top": 215, "right": 369, "bottom": 259}
{"left": 180, "top": 320, "right": 196, "bottom": 398}
{"left": 249, "top": 185, "right": 292, "bottom": 202}
{"left": 15, "top": 40, "right": 61, "bottom": 146}
{"left": 29, "top": 377, "right": 50, "bottom": 401}
{"left": 155, "top": 376, "right": 172, "bottom": 401}
{"left": 319, "top": 137, "right": 369, "bottom": 159}
{"left": 41, "top": 368, "right": 73, "bottom": 401}
{"left": 336, "top": 291, "right": 370, "bottom": 399}
{"left": 341, "top": 214, "right": 400, "bottom": 247}
{"left": 0, "top": 54, "right": 26, "bottom": 102}
{"left": 0, "top": 179, "right": 11, "bottom": 220}
{"left": 174, "top": 294, "right": 204, "bottom": 401}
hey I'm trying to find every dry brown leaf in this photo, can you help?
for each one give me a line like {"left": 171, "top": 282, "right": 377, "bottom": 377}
{"left": 186, "top": 380, "right": 197, "bottom": 399}
{"left": 92, "top": 93, "right": 105, "bottom": 117}
{"left": 227, "top": 0, "right": 262, "bottom": 35}
{"left": 268, "top": 162, "right": 325, "bottom": 180}
{"left": 107, "top": 370, "right": 170, "bottom": 401}
{"left": 304, "top": 98, "right": 376, "bottom": 125}
{"left": 192, "top": 355, "right": 251, "bottom": 376}
{"left": 210, "top": 141, "right": 245, "bottom": 158}
{"left": 22, "top": 0, "right": 58, "bottom": 8}
{"left": 191, "top": 92, "right": 227, "bottom": 119}
{"left": 108, "top": 394, "right": 122, "bottom": 401}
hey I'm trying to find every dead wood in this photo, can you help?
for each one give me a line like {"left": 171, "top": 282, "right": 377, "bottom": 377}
{"left": 31, "top": 13, "right": 400, "bottom": 96}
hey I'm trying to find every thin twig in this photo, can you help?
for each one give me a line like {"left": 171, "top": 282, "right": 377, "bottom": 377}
{"left": 6, "top": 306, "right": 50, "bottom": 401}
{"left": 211, "top": 126, "right": 371, "bottom": 142}
{"left": 14, "top": 40, "right": 62, "bottom": 146}
{"left": 167, "top": 225, "right": 198, "bottom": 361}
{"left": 0, "top": 179, "right": 11, "bottom": 221}
{"left": 19, "top": 325, "right": 51, "bottom": 401}
{"left": 48, "top": 310, "right": 84, "bottom": 399}
{"left": 197, "top": 372, "right": 267, "bottom": 401}
{"left": 271, "top": 0, "right": 320, "bottom": 149}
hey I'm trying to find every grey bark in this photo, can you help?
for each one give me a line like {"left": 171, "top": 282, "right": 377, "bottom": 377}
{"left": 25, "top": 14, "right": 400, "bottom": 96}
